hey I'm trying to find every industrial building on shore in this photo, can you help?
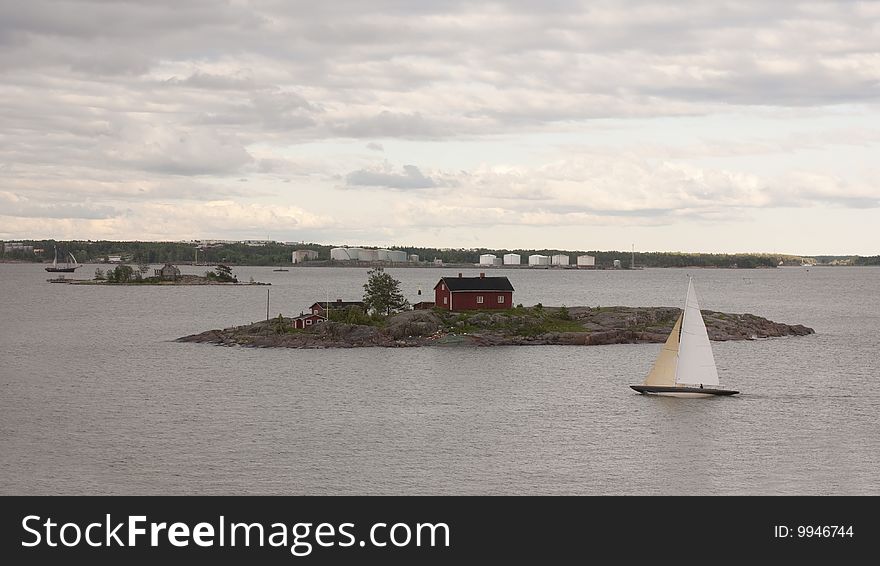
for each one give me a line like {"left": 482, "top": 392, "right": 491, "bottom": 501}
{"left": 329, "top": 247, "right": 416, "bottom": 264}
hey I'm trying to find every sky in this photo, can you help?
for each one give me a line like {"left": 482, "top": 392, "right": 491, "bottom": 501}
{"left": 1, "top": 0, "right": 879, "bottom": 254}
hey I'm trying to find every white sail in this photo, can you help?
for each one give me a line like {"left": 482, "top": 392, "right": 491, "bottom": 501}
{"left": 644, "top": 313, "right": 682, "bottom": 386}
{"left": 675, "top": 278, "right": 719, "bottom": 386}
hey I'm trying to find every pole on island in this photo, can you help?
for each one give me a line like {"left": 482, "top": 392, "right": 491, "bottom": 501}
{"left": 266, "top": 288, "right": 270, "bottom": 322}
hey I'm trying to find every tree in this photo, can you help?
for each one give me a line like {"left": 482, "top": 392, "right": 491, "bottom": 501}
{"left": 207, "top": 264, "right": 237, "bottom": 283}
{"left": 106, "top": 265, "right": 134, "bottom": 283}
{"left": 94, "top": 268, "right": 105, "bottom": 280}
{"left": 362, "top": 267, "right": 409, "bottom": 316}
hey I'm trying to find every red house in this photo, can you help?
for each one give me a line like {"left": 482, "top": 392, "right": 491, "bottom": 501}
{"left": 292, "top": 312, "right": 326, "bottom": 329}
{"left": 434, "top": 273, "right": 514, "bottom": 311}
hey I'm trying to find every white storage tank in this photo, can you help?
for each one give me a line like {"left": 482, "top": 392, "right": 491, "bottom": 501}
{"left": 577, "top": 254, "right": 596, "bottom": 267}
{"left": 503, "top": 253, "right": 521, "bottom": 265}
{"left": 551, "top": 254, "right": 569, "bottom": 266}
{"left": 409, "top": 254, "right": 420, "bottom": 263}
{"left": 359, "top": 248, "right": 378, "bottom": 262}
{"left": 389, "top": 250, "right": 408, "bottom": 262}
{"left": 331, "top": 247, "right": 359, "bottom": 261}
{"left": 479, "top": 254, "right": 497, "bottom": 266}
{"left": 613, "top": 259, "right": 622, "bottom": 268}
{"left": 528, "top": 254, "right": 550, "bottom": 266}
{"left": 376, "top": 249, "right": 392, "bottom": 262}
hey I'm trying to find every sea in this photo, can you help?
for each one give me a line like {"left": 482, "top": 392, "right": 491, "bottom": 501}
{"left": 1, "top": 263, "right": 878, "bottom": 495}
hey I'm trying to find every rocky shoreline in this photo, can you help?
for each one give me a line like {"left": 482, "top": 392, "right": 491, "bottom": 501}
{"left": 177, "top": 306, "right": 814, "bottom": 349}
{"left": 48, "top": 274, "right": 269, "bottom": 285}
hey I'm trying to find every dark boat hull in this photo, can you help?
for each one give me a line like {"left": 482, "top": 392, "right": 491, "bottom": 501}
{"left": 630, "top": 385, "right": 739, "bottom": 397}
{"left": 45, "top": 267, "right": 79, "bottom": 273}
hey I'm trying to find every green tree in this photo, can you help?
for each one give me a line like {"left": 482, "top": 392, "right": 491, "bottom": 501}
{"left": 362, "top": 268, "right": 409, "bottom": 316}
{"left": 207, "top": 264, "right": 237, "bottom": 282}
{"left": 106, "top": 265, "right": 134, "bottom": 283}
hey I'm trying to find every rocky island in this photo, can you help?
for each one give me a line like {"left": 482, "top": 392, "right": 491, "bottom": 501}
{"left": 49, "top": 263, "right": 269, "bottom": 285}
{"left": 177, "top": 306, "right": 814, "bottom": 348}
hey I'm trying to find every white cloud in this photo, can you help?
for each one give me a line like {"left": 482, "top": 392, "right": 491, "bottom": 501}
{"left": 2, "top": 1, "right": 879, "bottom": 251}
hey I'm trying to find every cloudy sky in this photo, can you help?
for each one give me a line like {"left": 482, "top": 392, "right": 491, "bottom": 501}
{"left": 1, "top": 0, "right": 879, "bottom": 254}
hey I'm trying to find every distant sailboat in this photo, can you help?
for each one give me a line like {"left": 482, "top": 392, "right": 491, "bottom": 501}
{"left": 630, "top": 277, "right": 738, "bottom": 398}
{"left": 45, "top": 246, "right": 81, "bottom": 273}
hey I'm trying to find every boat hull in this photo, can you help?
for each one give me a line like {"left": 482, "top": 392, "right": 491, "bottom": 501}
{"left": 630, "top": 385, "right": 739, "bottom": 397}
{"left": 45, "top": 267, "right": 79, "bottom": 273}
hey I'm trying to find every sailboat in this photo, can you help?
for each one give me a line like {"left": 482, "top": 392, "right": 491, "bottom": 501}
{"left": 631, "top": 277, "right": 739, "bottom": 398}
{"left": 45, "top": 246, "right": 81, "bottom": 273}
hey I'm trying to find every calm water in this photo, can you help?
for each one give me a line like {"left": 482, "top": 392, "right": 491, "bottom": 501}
{"left": 1, "top": 264, "right": 878, "bottom": 495}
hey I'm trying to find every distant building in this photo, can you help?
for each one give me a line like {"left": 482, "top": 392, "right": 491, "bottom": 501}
{"left": 503, "top": 253, "right": 521, "bottom": 265}
{"left": 434, "top": 273, "right": 514, "bottom": 311}
{"left": 388, "top": 250, "right": 408, "bottom": 262}
{"left": 330, "top": 247, "right": 361, "bottom": 261}
{"left": 528, "top": 254, "right": 550, "bottom": 266}
{"left": 433, "top": 258, "right": 444, "bottom": 266}
{"left": 409, "top": 254, "right": 420, "bottom": 263}
{"left": 478, "top": 254, "right": 497, "bottom": 266}
{"left": 291, "top": 312, "right": 326, "bottom": 329}
{"left": 551, "top": 254, "right": 569, "bottom": 266}
{"left": 2, "top": 242, "right": 34, "bottom": 254}
{"left": 412, "top": 301, "right": 436, "bottom": 310}
{"left": 154, "top": 263, "right": 181, "bottom": 280}
{"left": 310, "top": 300, "right": 366, "bottom": 316}
{"left": 613, "top": 259, "right": 622, "bottom": 268}
{"left": 292, "top": 249, "right": 319, "bottom": 264}
{"left": 577, "top": 255, "right": 596, "bottom": 268}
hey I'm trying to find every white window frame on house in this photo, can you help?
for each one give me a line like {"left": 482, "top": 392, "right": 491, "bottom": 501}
{"left": 306, "top": 319, "right": 312, "bottom": 325}
{"left": 497, "top": 295, "right": 504, "bottom": 303}
{"left": 477, "top": 295, "right": 484, "bottom": 304}
{"left": 443, "top": 296, "right": 448, "bottom": 304}
{"left": 441, "top": 283, "right": 445, "bottom": 290}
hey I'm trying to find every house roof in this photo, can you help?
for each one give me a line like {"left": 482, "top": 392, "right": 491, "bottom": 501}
{"left": 293, "top": 312, "right": 326, "bottom": 320}
{"left": 435, "top": 276, "right": 514, "bottom": 292}
{"left": 310, "top": 301, "right": 365, "bottom": 310}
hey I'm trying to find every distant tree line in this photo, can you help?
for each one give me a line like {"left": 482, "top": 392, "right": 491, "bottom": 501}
{"left": 4, "top": 239, "right": 879, "bottom": 268}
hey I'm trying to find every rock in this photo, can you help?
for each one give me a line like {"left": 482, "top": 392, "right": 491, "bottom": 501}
{"left": 383, "top": 310, "right": 442, "bottom": 339}
{"left": 177, "top": 306, "right": 815, "bottom": 349}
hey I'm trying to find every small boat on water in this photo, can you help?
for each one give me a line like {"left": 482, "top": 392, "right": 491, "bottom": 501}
{"left": 45, "top": 246, "right": 81, "bottom": 273}
{"left": 630, "top": 277, "right": 739, "bottom": 398}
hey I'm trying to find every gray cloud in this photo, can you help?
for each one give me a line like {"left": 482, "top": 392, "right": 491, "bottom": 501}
{"left": 0, "top": 193, "right": 117, "bottom": 219}
{"left": 346, "top": 165, "right": 437, "bottom": 189}
{"left": 1, "top": 0, "right": 879, "bottom": 245}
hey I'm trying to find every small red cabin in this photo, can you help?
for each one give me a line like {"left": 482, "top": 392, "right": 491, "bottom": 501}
{"left": 434, "top": 273, "right": 514, "bottom": 311}
{"left": 292, "top": 313, "right": 326, "bottom": 329}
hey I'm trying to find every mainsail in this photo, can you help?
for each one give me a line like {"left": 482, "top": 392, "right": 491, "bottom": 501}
{"left": 644, "top": 313, "right": 682, "bottom": 386}
{"left": 675, "top": 278, "right": 719, "bottom": 386}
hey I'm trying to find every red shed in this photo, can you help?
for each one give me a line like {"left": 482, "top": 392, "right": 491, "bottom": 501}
{"left": 292, "top": 312, "right": 326, "bottom": 329}
{"left": 434, "top": 273, "right": 514, "bottom": 311}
